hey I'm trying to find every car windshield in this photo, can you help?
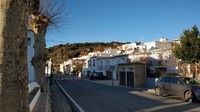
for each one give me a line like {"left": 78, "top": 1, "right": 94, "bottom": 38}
{"left": 181, "top": 77, "right": 200, "bottom": 85}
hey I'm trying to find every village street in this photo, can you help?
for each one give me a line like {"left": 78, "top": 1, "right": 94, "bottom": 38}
{"left": 55, "top": 76, "right": 200, "bottom": 112}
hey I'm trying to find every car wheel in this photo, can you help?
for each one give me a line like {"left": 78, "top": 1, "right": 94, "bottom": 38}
{"left": 155, "top": 87, "right": 162, "bottom": 96}
{"left": 184, "top": 90, "right": 193, "bottom": 102}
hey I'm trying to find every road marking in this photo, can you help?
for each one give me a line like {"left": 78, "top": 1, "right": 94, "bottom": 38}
{"left": 135, "top": 102, "right": 190, "bottom": 112}
{"left": 56, "top": 81, "right": 85, "bottom": 112}
{"left": 184, "top": 107, "right": 200, "bottom": 112}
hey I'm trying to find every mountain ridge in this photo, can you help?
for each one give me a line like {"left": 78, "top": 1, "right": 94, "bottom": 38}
{"left": 47, "top": 41, "right": 129, "bottom": 64}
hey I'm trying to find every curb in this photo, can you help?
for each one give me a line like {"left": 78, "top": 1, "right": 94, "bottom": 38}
{"left": 45, "top": 79, "right": 51, "bottom": 112}
{"left": 143, "top": 89, "right": 155, "bottom": 95}
{"left": 55, "top": 81, "right": 85, "bottom": 112}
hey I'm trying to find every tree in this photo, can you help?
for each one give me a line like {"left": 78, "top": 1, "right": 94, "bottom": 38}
{"left": 29, "top": 0, "right": 67, "bottom": 91}
{"left": 73, "top": 61, "right": 84, "bottom": 75}
{"left": 0, "top": 0, "right": 35, "bottom": 111}
{"left": 173, "top": 25, "right": 200, "bottom": 78}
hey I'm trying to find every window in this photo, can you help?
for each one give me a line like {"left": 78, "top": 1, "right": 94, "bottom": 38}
{"left": 100, "top": 61, "right": 103, "bottom": 70}
{"left": 106, "top": 60, "right": 110, "bottom": 69}
{"left": 164, "top": 77, "right": 172, "bottom": 83}
{"left": 181, "top": 77, "right": 200, "bottom": 85}
{"left": 161, "top": 77, "right": 171, "bottom": 83}
{"left": 160, "top": 77, "right": 165, "bottom": 82}
{"left": 93, "top": 59, "right": 95, "bottom": 66}
{"left": 27, "top": 38, "right": 31, "bottom": 45}
{"left": 88, "top": 60, "right": 91, "bottom": 67}
{"left": 172, "top": 78, "right": 182, "bottom": 84}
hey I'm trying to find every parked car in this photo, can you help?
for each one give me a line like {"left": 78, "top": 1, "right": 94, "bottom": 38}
{"left": 155, "top": 75, "right": 200, "bottom": 102}
{"left": 89, "top": 73, "right": 105, "bottom": 80}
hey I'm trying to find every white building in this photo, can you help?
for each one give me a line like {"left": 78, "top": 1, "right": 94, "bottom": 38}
{"left": 73, "top": 55, "right": 90, "bottom": 60}
{"left": 144, "top": 41, "right": 156, "bottom": 51}
{"left": 148, "top": 49, "right": 177, "bottom": 76}
{"left": 88, "top": 51, "right": 101, "bottom": 57}
{"left": 144, "top": 37, "right": 171, "bottom": 51}
{"left": 128, "top": 38, "right": 177, "bottom": 77}
{"left": 128, "top": 52, "right": 148, "bottom": 63}
{"left": 119, "top": 43, "right": 146, "bottom": 54}
{"left": 60, "top": 60, "right": 73, "bottom": 74}
{"left": 85, "top": 54, "right": 128, "bottom": 80}
{"left": 27, "top": 30, "right": 41, "bottom": 111}
{"left": 99, "top": 48, "right": 118, "bottom": 57}
{"left": 60, "top": 48, "right": 120, "bottom": 75}
{"left": 45, "top": 59, "right": 52, "bottom": 77}
{"left": 27, "top": 30, "right": 35, "bottom": 82}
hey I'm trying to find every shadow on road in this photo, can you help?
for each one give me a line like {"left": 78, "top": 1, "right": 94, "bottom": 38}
{"left": 54, "top": 76, "right": 200, "bottom": 112}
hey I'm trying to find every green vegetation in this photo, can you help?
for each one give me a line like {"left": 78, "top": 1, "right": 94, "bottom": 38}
{"left": 173, "top": 25, "right": 200, "bottom": 63}
{"left": 47, "top": 41, "right": 127, "bottom": 64}
{"left": 73, "top": 60, "right": 84, "bottom": 75}
{"left": 172, "top": 25, "right": 200, "bottom": 78}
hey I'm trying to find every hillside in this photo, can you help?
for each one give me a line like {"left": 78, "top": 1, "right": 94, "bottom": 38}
{"left": 47, "top": 42, "right": 128, "bottom": 64}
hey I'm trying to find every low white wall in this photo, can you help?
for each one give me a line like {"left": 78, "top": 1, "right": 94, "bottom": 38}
{"left": 29, "top": 89, "right": 41, "bottom": 112}
{"left": 28, "top": 82, "right": 41, "bottom": 112}
{"left": 28, "top": 82, "right": 40, "bottom": 93}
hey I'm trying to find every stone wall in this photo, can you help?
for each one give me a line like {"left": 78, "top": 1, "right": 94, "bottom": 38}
{"left": 134, "top": 64, "right": 146, "bottom": 87}
{"left": 118, "top": 63, "right": 146, "bottom": 87}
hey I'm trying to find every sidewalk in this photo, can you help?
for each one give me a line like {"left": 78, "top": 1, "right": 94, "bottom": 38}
{"left": 32, "top": 78, "right": 73, "bottom": 112}
{"left": 32, "top": 92, "right": 48, "bottom": 112}
{"left": 32, "top": 79, "right": 51, "bottom": 112}
{"left": 50, "top": 80, "right": 72, "bottom": 112}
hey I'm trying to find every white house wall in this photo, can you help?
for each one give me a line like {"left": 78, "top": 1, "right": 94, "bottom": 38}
{"left": 144, "top": 41, "right": 156, "bottom": 51}
{"left": 27, "top": 30, "right": 35, "bottom": 82}
{"left": 86, "top": 55, "right": 128, "bottom": 80}
{"left": 45, "top": 59, "right": 52, "bottom": 77}
{"left": 112, "top": 56, "right": 128, "bottom": 79}
{"left": 60, "top": 64, "right": 64, "bottom": 73}
{"left": 59, "top": 60, "right": 73, "bottom": 74}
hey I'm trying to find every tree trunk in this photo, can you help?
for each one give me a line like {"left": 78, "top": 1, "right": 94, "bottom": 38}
{"left": 34, "top": 28, "right": 47, "bottom": 92}
{"left": 0, "top": 0, "right": 30, "bottom": 112}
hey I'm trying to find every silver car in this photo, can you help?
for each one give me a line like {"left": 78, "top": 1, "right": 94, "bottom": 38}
{"left": 155, "top": 75, "right": 200, "bottom": 102}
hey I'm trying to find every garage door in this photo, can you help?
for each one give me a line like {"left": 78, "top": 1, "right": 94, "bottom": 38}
{"left": 127, "top": 71, "right": 134, "bottom": 87}
{"left": 119, "top": 71, "right": 125, "bottom": 86}
{"left": 106, "top": 71, "right": 113, "bottom": 80}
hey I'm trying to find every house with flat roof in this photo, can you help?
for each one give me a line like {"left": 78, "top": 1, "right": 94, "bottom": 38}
{"left": 85, "top": 54, "right": 128, "bottom": 80}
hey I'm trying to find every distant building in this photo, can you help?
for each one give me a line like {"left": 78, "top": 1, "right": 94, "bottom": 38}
{"left": 128, "top": 37, "right": 177, "bottom": 78}
{"left": 147, "top": 49, "right": 177, "bottom": 77}
{"left": 119, "top": 43, "right": 146, "bottom": 54}
{"left": 99, "top": 48, "right": 118, "bottom": 56}
{"left": 85, "top": 54, "right": 128, "bottom": 80}
{"left": 144, "top": 37, "right": 171, "bottom": 51}
{"left": 45, "top": 59, "right": 52, "bottom": 77}
{"left": 60, "top": 60, "right": 73, "bottom": 74}
{"left": 60, "top": 57, "right": 87, "bottom": 75}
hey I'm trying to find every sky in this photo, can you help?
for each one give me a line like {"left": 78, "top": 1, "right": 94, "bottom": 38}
{"left": 46, "top": 0, "right": 200, "bottom": 47}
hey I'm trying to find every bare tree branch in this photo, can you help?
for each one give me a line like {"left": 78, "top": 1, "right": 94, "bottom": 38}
{"left": 40, "top": 0, "right": 68, "bottom": 31}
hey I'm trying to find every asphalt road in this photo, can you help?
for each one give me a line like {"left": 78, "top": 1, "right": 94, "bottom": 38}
{"left": 57, "top": 78, "right": 200, "bottom": 112}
